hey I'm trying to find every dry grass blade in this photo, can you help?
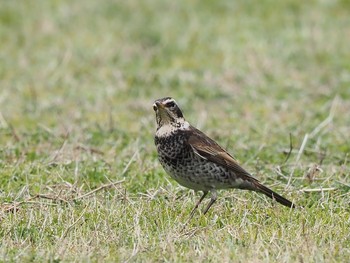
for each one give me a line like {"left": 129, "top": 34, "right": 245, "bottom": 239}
{"left": 0, "top": 180, "right": 125, "bottom": 216}
{"left": 301, "top": 188, "right": 337, "bottom": 192}
{"left": 283, "top": 133, "right": 293, "bottom": 164}
{"left": 60, "top": 205, "right": 89, "bottom": 240}
{"left": 287, "top": 133, "right": 309, "bottom": 187}
{"left": 309, "top": 96, "right": 338, "bottom": 138}
{"left": 73, "top": 179, "right": 125, "bottom": 201}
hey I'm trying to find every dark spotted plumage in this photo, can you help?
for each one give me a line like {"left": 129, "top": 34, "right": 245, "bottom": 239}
{"left": 153, "top": 97, "right": 295, "bottom": 217}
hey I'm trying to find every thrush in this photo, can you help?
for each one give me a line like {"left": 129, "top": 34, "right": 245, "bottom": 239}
{"left": 153, "top": 97, "right": 295, "bottom": 217}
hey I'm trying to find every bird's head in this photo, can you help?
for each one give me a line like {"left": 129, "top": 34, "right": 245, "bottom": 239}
{"left": 153, "top": 97, "right": 185, "bottom": 128}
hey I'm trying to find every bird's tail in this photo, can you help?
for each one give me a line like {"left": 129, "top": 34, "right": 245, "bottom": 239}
{"left": 255, "top": 183, "right": 295, "bottom": 208}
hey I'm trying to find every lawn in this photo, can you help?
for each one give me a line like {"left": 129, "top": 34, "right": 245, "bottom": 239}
{"left": 1, "top": 0, "right": 350, "bottom": 262}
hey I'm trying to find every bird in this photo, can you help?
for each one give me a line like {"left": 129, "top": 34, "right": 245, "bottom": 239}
{"left": 153, "top": 97, "right": 295, "bottom": 218}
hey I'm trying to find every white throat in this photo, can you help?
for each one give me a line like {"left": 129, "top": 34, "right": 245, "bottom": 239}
{"left": 156, "top": 119, "right": 190, "bottom": 137}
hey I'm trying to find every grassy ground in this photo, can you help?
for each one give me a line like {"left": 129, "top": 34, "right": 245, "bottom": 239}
{"left": 1, "top": 0, "right": 350, "bottom": 262}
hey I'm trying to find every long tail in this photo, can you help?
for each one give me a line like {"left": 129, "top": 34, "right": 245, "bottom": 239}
{"left": 255, "top": 183, "right": 295, "bottom": 208}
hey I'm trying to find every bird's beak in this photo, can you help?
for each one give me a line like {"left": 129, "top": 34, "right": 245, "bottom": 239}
{"left": 155, "top": 101, "right": 165, "bottom": 109}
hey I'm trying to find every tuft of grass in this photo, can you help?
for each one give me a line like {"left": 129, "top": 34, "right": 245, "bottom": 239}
{"left": 1, "top": 0, "right": 350, "bottom": 261}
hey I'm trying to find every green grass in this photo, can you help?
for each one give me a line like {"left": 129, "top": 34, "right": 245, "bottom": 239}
{"left": 1, "top": 0, "right": 350, "bottom": 261}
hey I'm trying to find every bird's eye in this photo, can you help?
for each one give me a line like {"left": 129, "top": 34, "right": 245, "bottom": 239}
{"left": 166, "top": 101, "right": 175, "bottom": 108}
{"left": 153, "top": 105, "right": 157, "bottom": 111}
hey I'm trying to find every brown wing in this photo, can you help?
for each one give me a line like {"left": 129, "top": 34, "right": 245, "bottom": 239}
{"left": 187, "top": 126, "right": 295, "bottom": 208}
{"left": 187, "top": 126, "right": 258, "bottom": 182}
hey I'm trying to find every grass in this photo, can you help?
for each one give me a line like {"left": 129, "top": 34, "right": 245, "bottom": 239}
{"left": 1, "top": 0, "right": 350, "bottom": 261}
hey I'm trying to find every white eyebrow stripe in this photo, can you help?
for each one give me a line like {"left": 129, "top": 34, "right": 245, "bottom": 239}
{"left": 164, "top": 98, "right": 175, "bottom": 104}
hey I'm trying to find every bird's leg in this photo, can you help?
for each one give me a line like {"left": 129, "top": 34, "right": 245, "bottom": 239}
{"left": 189, "top": 191, "right": 208, "bottom": 219}
{"left": 181, "top": 191, "right": 209, "bottom": 231}
{"left": 203, "top": 189, "right": 217, "bottom": 215}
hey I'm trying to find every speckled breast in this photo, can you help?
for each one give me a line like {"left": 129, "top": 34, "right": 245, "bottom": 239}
{"left": 155, "top": 130, "right": 235, "bottom": 191}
